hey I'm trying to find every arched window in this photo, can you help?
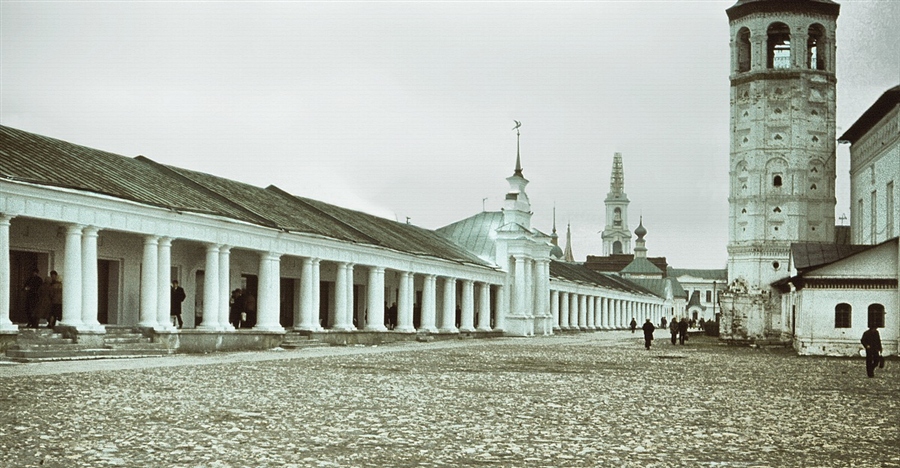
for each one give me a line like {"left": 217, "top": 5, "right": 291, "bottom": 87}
{"left": 767, "top": 23, "right": 791, "bottom": 69}
{"left": 834, "top": 303, "right": 851, "bottom": 328}
{"left": 612, "top": 241, "right": 623, "bottom": 254}
{"left": 613, "top": 207, "right": 622, "bottom": 227}
{"left": 808, "top": 24, "right": 826, "bottom": 70}
{"left": 773, "top": 175, "right": 783, "bottom": 187}
{"left": 737, "top": 27, "right": 752, "bottom": 72}
{"left": 868, "top": 304, "right": 885, "bottom": 328}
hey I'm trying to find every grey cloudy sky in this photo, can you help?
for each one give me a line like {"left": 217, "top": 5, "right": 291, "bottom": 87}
{"left": 2, "top": 1, "right": 898, "bottom": 269}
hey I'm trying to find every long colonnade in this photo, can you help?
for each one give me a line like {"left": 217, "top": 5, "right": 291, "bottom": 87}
{"left": 549, "top": 287, "right": 665, "bottom": 331}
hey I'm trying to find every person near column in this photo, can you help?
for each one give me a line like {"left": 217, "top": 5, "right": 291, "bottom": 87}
{"left": 678, "top": 317, "right": 689, "bottom": 345}
{"left": 46, "top": 271, "right": 63, "bottom": 328}
{"left": 641, "top": 318, "right": 655, "bottom": 350}
{"left": 630, "top": 317, "right": 637, "bottom": 333}
{"left": 23, "top": 268, "right": 43, "bottom": 328}
{"left": 243, "top": 290, "right": 256, "bottom": 328}
{"left": 230, "top": 289, "right": 245, "bottom": 328}
{"left": 860, "top": 325, "right": 883, "bottom": 378}
{"left": 170, "top": 280, "right": 186, "bottom": 329}
{"left": 669, "top": 316, "right": 679, "bottom": 345}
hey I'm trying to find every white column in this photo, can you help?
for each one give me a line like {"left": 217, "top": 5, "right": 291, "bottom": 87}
{"left": 155, "top": 237, "right": 175, "bottom": 331}
{"left": 560, "top": 292, "right": 570, "bottom": 330}
{"left": 297, "top": 257, "right": 318, "bottom": 330}
{"left": 587, "top": 296, "right": 595, "bottom": 330}
{"left": 578, "top": 294, "right": 587, "bottom": 329}
{"left": 459, "top": 279, "right": 475, "bottom": 332}
{"left": 0, "top": 215, "right": 15, "bottom": 331}
{"left": 347, "top": 264, "right": 357, "bottom": 330}
{"left": 81, "top": 227, "right": 102, "bottom": 330}
{"left": 254, "top": 251, "right": 284, "bottom": 331}
{"left": 569, "top": 293, "right": 579, "bottom": 329}
{"left": 513, "top": 256, "right": 525, "bottom": 315}
{"left": 476, "top": 282, "right": 491, "bottom": 331}
{"left": 312, "top": 259, "right": 321, "bottom": 330}
{"left": 396, "top": 271, "right": 415, "bottom": 332}
{"left": 198, "top": 244, "right": 220, "bottom": 330}
{"left": 138, "top": 235, "right": 158, "bottom": 328}
{"left": 524, "top": 259, "right": 534, "bottom": 316}
{"left": 60, "top": 225, "right": 86, "bottom": 327}
{"left": 539, "top": 260, "right": 551, "bottom": 317}
{"left": 494, "top": 284, "right": 506, "bottom": 331}
{"left": 613, "top": 299, "right": 620, "bottom": 329}
{"left": 439, "top": 277, "right": 457, "bottom": 333}
{"left": 420, "top": 274, "right": 437, "bottom": 332}
{"left": 550, "top": 290, "right": 560, "bottom": 330}
{"left": 334, "top": 262, "right": 349, "bottom": 330}
{"left": 365, "top": 266, "right": 387, "bottom": 331}
{"left": 218, "top": 246, "right": 233, "bottom": 331}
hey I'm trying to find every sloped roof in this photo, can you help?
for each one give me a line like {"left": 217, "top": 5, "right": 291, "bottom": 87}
{"left": 687, "top": 290, "right": 702, "bottom": 308}
{"left": 436, "top": 211, "right": 503, "bottom": 263}
{"left": 726, "top": 0, "right": 839, "bottom": 21}
{"left": 838, "top": 85, "right": 900, "bottom": 143}
{"left": 621, "top": 257, "right": 663, "bottom": 275}
{"left": 586, "top": 254, "right": 669, "bottom": 275}
{"left": 790, "top": 242, "right": 873, "bottom": 272}
{"left": 668, "top": 267, "right": 728, "bottom": 281}
{"left": 0, "top": 125, "right": 491, "bottom": 268}
{"left": 550, "top": 261, "right": 653, "bottom": 296}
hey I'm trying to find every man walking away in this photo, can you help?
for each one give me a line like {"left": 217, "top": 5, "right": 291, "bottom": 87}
{"left": 669, "top": 316, "right": 679, "bottom": 345}
{"left": 678, "top": 317, "right": 689, "bottom": 345}
{"left": 861, "top": 325, "right": 883, "bottom": 378}
{"left": 642, "top": 319, "right": 656, "bottom": 350}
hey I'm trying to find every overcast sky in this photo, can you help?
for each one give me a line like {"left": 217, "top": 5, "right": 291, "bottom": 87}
{"left": 2, "top": 1, "right": 898, "bottom": 269}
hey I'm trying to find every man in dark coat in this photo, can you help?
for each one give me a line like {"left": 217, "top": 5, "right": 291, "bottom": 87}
{"left": 23, "top": 268, "right": 43, "bottom": 328}
{"left": 630, "top": 318, "right": 637, "bottom": 333}
{"left": 170, "top": 280, "right": 186, "bottom": 329}
{"left": 678, "top": 317, "right": 689, "bottom": 345}
{"left": 861, "top": 326, "right": 883, "bottom": 378}
{"left": 641, "top": 319, "right": 656, "bottom": 350}
{"left": 669, "top": 316, "right": 679, "bottom": 345}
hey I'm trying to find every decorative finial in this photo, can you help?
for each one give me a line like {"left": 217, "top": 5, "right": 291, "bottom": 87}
{"left": 513, "top": 120, "right": 523, "bottom": 176}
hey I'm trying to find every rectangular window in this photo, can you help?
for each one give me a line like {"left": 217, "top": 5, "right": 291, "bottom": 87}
{"left": 871, "top": 191, "right": 877, "bottom": 243}
{"left": 835, "top": 305, "right": 852, "bottom": 328}
{"left": 857, "top": 199, "right": 864, "bottom": 243}
{"left": 887, "top": 182, "right": 894, "bottom": 239}
{"left": 705, "top": 290, "right": 712, "bottom": 303}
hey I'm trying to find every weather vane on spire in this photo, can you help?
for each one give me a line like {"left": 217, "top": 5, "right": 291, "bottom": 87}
{"left": 512, "top": 120, "right": 523, "bottom": 176}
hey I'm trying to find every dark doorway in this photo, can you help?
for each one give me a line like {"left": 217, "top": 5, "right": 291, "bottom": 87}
{"left": 9, "top": 250, "right": 49, "bottom": 324}
{"left": 280, "top": 278, "right": 295, "bottom": 328}
{"left": 319, "top": 281, "right": 331, "bottom": 328}
{"left": 241, "top": 274, "right": 258, "bottom": 328}
{"left": 97, "top": 259, "right": 111, "bottom": 324}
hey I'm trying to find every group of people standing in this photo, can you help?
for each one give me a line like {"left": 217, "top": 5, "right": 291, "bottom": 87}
{"left": 634, "top": 316, "right": 692, "bottom": 350}
{"left": 228, "top": 288, "right": 257, "bottom": 329}
{"left": 22, "top": 268, "right": 63, "bottom": 329}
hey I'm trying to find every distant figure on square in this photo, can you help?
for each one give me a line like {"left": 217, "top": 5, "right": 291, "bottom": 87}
{"left": 630, "top": 317, "right": 637, "bottom": 333}
{"left": 660, "top": 316, "right": 667, "bottom": 329}
{"left": 641, "top": 318, "right": 655, "bottom": 350}
{"left": 679, "top": 317, "right": 689, "bottom": 345}
{"left": 23, "top": 268, "right": 43, "bottom": 328}
{"left": 47, "top": 270, "right": 63, "bottom": 328}
{"left": 170, "top": 280, "right": 186, "bottom": 329}
{"left": 669, "top": 316, "right": 679, "bottom": 345}
{"left": 860, "top": 325, "right": 883, "bottom": 378}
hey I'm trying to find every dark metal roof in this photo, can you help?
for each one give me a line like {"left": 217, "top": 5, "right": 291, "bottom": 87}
{"left": 621, "top": 257, "right": 663, "bottom": 275}
{"left": 790, "top": 242, "right": 872, "bottom": 272}
{"left": 550, "top": 261, "right": 653, "bottom": 296}
{"left": 0, "top": 125, "right": 491, "bottom": 268}
{"left": 726, "top": 0, "right": 840, "bottom": 21}
{"left": 838, "top": 85, "right": 900, "bottom": 143}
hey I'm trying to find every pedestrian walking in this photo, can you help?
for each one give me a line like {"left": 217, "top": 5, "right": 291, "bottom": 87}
{"left": 669, "top": 316, "right": 679, "bottom": 345}
{"left": 860, "top": 325, "right": 883, "bottom": 378}
{"left": 47, "top": 271, "right": 62, "bottom": 328}
{"left": 630, "top": 317, "right": 637, "bottom": 333}
{"left": 170, "top": 280, "right": 186, "bottom": 329}
{"left": 679, "top": 317, "right": 689, "bottom": 345}
{"left": 641, "top": 319, "right": 655, "bottom": 350}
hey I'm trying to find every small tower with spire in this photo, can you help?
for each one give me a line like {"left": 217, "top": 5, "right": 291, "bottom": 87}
{"left": 564, "top": 222, "right": 575, "bottom": 262}
{"left": 550, "top": 206, "right": 564, "bottom": 259}
{"left": 503, "top": 120, "right": 532, "bottom": 229}
{"left": 601, "top": 152, "right": 632, "bottom": 255}
{"left": 633, "top": 217, "right": 648, "bottom": 259}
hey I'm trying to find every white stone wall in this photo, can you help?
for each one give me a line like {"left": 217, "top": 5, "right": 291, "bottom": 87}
{"left": 849, "top": 104, "right": 900, "bottom": 245}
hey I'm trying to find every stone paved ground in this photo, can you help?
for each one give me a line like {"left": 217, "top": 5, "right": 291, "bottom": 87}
{"left": 0, "top": 331, "right": 897, "bottom": 468}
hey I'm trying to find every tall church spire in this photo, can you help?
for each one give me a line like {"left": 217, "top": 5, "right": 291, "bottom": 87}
{"left": 503, "top": 120, "right": 531, "bottom": 229}
{"left": 601, "top": 152, "right": 632, "bottom": 255}
{"left": 564, "top": 222, "right": 575, "bottom": 262}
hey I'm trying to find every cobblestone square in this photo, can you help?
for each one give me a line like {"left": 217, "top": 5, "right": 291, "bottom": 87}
{"left": 1, "top": 331, "right": 897, "bottom": 467}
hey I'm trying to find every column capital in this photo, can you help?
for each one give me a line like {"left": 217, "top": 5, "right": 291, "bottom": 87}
{"left": 206, "top": 243, "right": 221, "bottom": 252}
{"left": 0, "top": 213, "right": 15, "bottom": 224}
{"left": 157, "top": 236, "right": 172, "bottom": 247}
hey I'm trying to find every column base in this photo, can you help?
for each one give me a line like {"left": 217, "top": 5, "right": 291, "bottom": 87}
{"left": 364, "top": 325, "right": 389, "bottom": 332}
{"left": 252, "top": 324, "right": 285, "bottom": 332}
{"left": 393, "top": 326, "right": 416, "bottom": 333}
{"left": 438, "top": 327, "right": 459, "bottom": 334}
